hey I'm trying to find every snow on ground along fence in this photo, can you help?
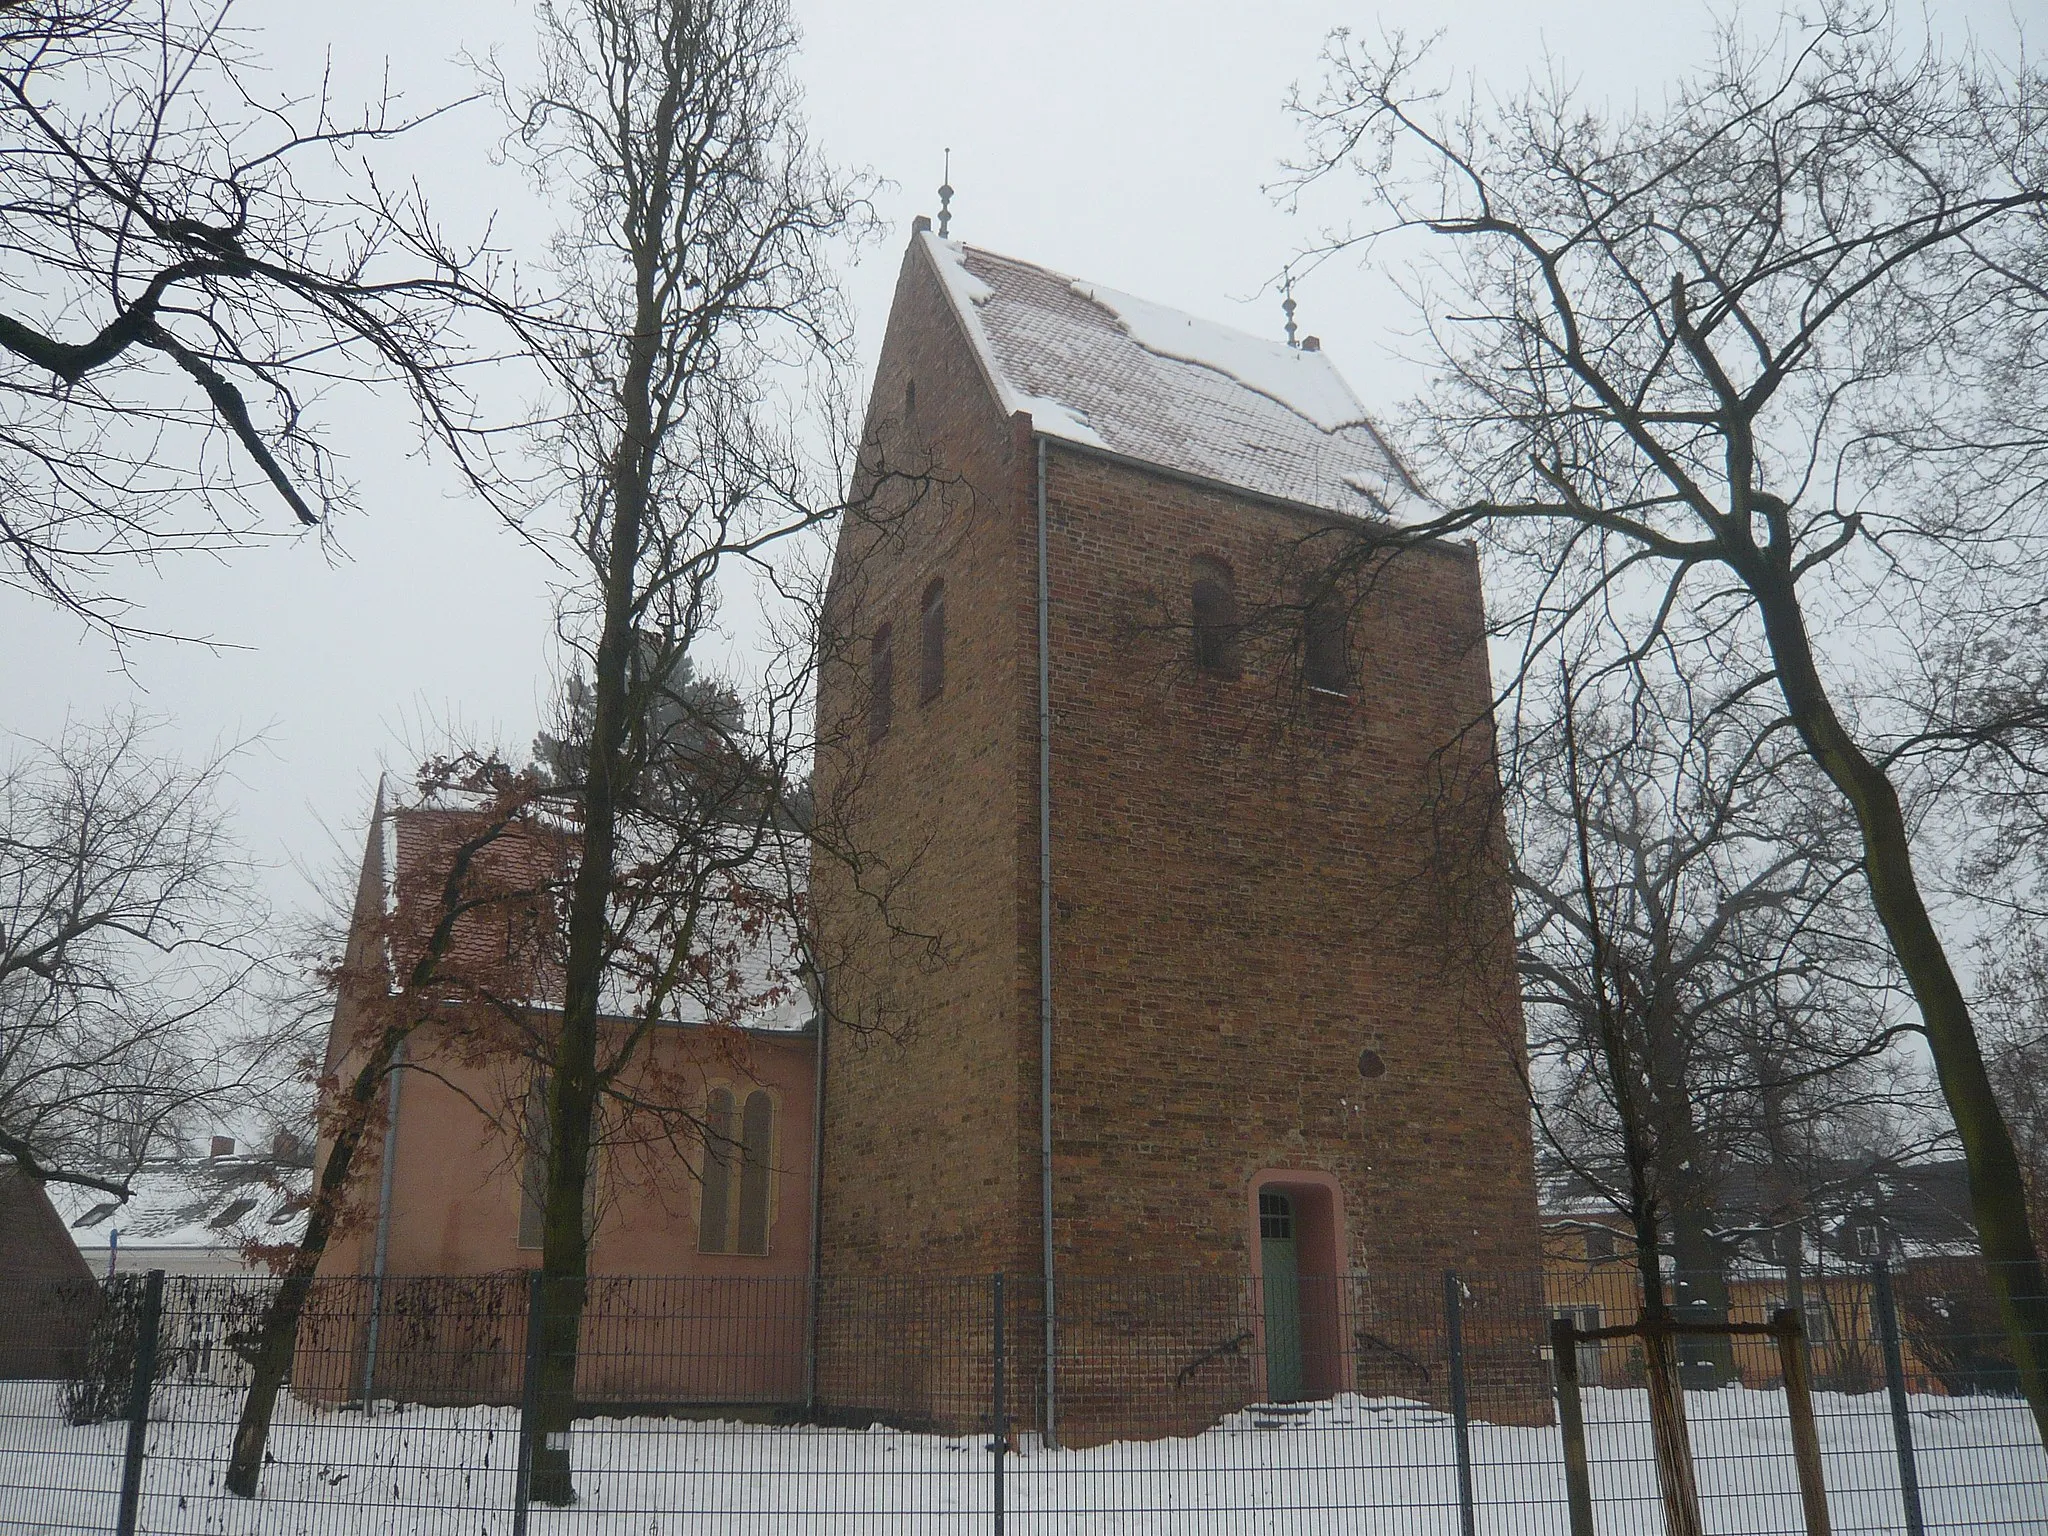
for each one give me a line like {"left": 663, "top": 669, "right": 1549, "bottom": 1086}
{"left": 0, "top": 1262, "right": 2042, "bottom": 1535}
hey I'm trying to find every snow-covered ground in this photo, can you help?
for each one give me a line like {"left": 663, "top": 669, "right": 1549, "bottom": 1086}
{"left": 0, "top": 1382, "right": 2041, "bottom": 1534}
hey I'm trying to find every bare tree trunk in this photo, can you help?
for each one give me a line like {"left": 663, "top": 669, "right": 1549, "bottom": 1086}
{"left": 1749, "top": 562, "right": 2048, "bottom": 1447}
{"left": 526, "top": 428, "right": 648, "bottom": 1506}
{"left": 1667, "top": 1199, "right": 1735, "bottom": 1388}
{"left": 226, "top": 795, "right": 528, "bottom": 1495}
{"left": 225, "top": 1024, "right": 407, "bottom": 1495}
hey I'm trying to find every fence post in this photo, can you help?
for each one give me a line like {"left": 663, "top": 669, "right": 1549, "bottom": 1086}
{"left": 512, "top": 1268, "right": 546, "bottom": 1536}
{"left": 1870, "top": 1260, "right": 1926, "bottom": 1536}
{"left": 1773, "top": 1308, "right": 1833, "bottom": 1536}
{"left": 992, "top": 1272, "right": 1007, "bottom": 1536}
{"left": 1444, "top": 1270, "right": 1477, "bottom": 1536}
{"left": 1548, "top": 1316, "right": 1595, "bottom": 1536}
{"left": 114, "top": 1268, "right": 165, "bottom": 1536}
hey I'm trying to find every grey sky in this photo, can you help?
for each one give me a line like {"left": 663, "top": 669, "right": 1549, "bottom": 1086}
{"left": 3, "top": 0, "right": 2027, "bottom": 911}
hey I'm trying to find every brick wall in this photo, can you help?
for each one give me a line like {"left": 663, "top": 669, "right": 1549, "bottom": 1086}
{"left": 814, "top": 234, "right": 1542, "bottom": 1312}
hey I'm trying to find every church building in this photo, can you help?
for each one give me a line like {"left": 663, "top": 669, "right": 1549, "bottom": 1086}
{"left": 313, "top": 227, "right": 1541, "bottom": 1433}
{"left": 807, "top": 227, "right": 1542, "bottom": 1427}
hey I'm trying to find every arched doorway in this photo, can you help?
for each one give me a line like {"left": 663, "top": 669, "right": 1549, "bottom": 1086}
{"left": 1250, "top": 1173, "right": 1348, "bottom": 1403}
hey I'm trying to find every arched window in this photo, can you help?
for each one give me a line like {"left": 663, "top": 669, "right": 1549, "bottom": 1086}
{"left": 1191, "top": 558, "right": 1240, "bottom": 678}
{"left": 1303, "top": 595, "right": 1349, "bottom": 694}
{"left": 868, "top": 623, "right": 894, "bottom": 743}
{"left": 736, "top": 1090, "right": 774, "bottom": 1255}
{"left": 697, "top": 1086, "right": 734, "bottom": 1254}
{"left": 919, "top": 578, "right": 946, "bottom": 702}
{"left": 699, "top": 1086, "right": 775, "bottom": 1257}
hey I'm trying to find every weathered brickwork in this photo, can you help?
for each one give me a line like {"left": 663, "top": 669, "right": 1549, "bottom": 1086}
{"left": 810, "top": 238, "right": 1040, "bottom": 1279}
{"left": 813, "top": 236, "right": 1543, "bottom": 1309}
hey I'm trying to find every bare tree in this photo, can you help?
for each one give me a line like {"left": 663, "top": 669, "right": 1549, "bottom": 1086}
{"left": 0, "top": 0, "right": 516, "bottom": 631}
{"left": 225, "top": 753, "right": 562, "bottom": 1495}
{"left": 1515, "top": 660, "right": 1917, "bottom": 1384}
{"left": 487, "top": 0, "right": 874, "bottom": 1502}
{"left": 0, "top": 710, "right": 269, "bottom": 1197}
{"left": 1291, "top": 5, "right": 2048, "bottom": 1440}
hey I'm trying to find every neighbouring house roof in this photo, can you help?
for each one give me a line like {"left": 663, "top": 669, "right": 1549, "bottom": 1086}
{"left": 48, "top": 1154, "right": 311, "bottom": 1277}
{"left": 920, "top": 232, "right": 1426, "bottom": 522}
{"left": 1540, "top": 1157, "right": 1981, "bottom": 1271}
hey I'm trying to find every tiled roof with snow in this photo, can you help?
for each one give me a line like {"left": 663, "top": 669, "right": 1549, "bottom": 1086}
{"left": 376, "top": 794, "right": 813, "bottom": 1035}
{"left": 921, "top": 233, "right": 1424, "bottom": 521}
{"left": 50, "top": 1157, "right": 310, "bottom": 1261}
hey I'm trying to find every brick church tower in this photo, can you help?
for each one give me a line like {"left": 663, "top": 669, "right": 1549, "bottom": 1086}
{"left": 810, "top": 230, "right": 1542, "bottom": 1422}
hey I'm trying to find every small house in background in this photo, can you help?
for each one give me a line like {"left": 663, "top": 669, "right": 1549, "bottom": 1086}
{"left": 0, "top": 1167, "right": 93, "bottom": 1380}
{"left": 0, "top": 1165, "right": 93, "bottom": 1287}
{"left": 1540, "top": 1158, "right": 1986, "bottom": 1396}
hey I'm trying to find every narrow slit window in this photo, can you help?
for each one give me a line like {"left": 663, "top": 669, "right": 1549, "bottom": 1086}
{"left": 1304, "top": 596, "right": 1349, "bottom": 694}
{"left": 919, "top": 579, "right": 946, "bottom": 703}
{"left": 1192, "top": 559, "right": 1241, "bottom": 678}
{"left": 698, "top": 1087, "right": 736, "bottom": 1254}
{"left": 868, "top": 624, "right": 895, "bottom": 743}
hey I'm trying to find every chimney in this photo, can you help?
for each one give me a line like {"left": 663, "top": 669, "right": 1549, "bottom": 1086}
{"left": 912, "top": 214, "right": 932, "bottom": 235}
{"left": 1301, "top": 336, "right": 1321, "bottom": 353}
{"left": 210, "top": 1135, "right": 235, "bottom": 1159}
{"left": 272, "top": 1130, "right": 305, "bottom": 1164}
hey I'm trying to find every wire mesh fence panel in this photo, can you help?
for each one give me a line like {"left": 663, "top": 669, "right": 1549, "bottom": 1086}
{"left": 136, "top": 1275, "right": 522, "bottom": 1535}
{"left": 530, "top": 1274, "right": 996, "bottom": 1533}
{"left": 0, "top": 1277, "right": 128, "bottom": 1536}
{"left": 1, "top": 1263, "right": 2045, "bottom": 1533}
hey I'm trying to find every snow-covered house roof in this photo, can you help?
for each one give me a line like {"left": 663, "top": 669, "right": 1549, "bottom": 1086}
{"left": 50, "top": 1152, "right": 311, "bottom": 1278}
{"left": 920, "top": 232, "right": 1424, "bottom": 521}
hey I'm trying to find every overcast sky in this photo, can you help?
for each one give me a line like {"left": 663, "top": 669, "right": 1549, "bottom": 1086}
{"left": 4, "top": 0, "right": 2028, "bottom": 912}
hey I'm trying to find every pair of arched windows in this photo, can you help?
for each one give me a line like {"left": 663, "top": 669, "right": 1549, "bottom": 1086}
{"left": 699, "top": 1086, "right": 775, "bottom": 1256}
{"left": 1190, "top": 558, "right": 1350, "bottom": 694}
{"left": 867, "top": 578, "right": 946, "bottom": 743}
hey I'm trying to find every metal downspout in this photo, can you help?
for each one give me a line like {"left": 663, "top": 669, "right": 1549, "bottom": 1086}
{"left": 361, "top": 1038, "right": 406, "bottom": 1406}
{"left": 805, "top": 971, "right": 829, "bottom": 1409}
{"left": 1036, "top": 434, "right": 1058, "bottom": 1448}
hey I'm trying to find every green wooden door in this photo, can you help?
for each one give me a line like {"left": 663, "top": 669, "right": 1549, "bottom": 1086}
{"left": 1260, "top": 1190, "right": 1304, "bottom": 1402}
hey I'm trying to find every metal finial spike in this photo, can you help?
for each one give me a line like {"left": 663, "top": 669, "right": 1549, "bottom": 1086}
{"left": 1283, "top": 273, "right": 1299, "bottom": 349}
{"left": 937, "top": 148, "right": 954, "bottom": 239}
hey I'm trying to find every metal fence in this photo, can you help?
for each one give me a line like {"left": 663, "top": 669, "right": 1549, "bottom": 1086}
{"left": 0, "top": 1259, "right": 2041, "bottom": 1534}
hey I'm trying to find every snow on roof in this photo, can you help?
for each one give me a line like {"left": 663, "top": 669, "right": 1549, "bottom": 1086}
{"left": 49, "top": 1156, "right": 310, "bottom": 1261}
{"left": 920, "top": 232, "right": 1424, "bottom": 521}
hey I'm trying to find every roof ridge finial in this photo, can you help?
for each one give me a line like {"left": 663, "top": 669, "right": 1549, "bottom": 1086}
{"left": 1282, "top": 269, "right": 1299, "bottom": 350}
{"left": 937, "top": 149, "right": 954, "bottom": 240}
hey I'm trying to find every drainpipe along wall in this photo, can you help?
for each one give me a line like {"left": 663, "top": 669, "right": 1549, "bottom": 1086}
{"left": 361, "top": 1037, "right": 406, "bottom": 1406}
{"left": 1036, "top": 433, "right": 1058, "bottom": 1448}
{"left": 804, "top": 971, "right": 828, "bottom": 1410}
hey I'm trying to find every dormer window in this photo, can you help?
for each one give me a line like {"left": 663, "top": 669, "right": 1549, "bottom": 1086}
{"left": 1191, "top": 558, "right": 1240, "bottom": 679}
